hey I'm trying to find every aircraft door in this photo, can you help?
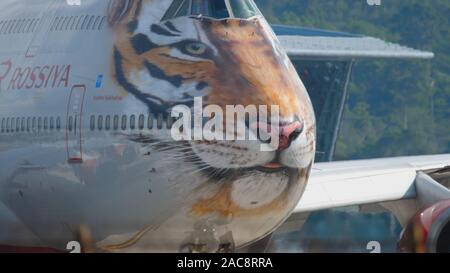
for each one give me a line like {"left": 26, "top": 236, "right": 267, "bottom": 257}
{"left": 66, "top": 85, "right": 86, "bottom": 163}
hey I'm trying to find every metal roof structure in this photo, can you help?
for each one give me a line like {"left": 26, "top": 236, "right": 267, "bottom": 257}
{"left": 272, "top": 24, "right": 435, "bottom": 60}
{"left": 272, "top": 24, "right": 360, "bottom": 38}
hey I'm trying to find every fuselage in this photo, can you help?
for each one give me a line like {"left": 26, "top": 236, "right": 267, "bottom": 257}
{"left": 0, "top": 0, "right": 316, "bottom": 252}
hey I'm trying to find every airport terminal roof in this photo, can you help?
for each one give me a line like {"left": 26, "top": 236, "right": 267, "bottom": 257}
{"left": 272, "top": 24, "right": 435, "bottom": 60}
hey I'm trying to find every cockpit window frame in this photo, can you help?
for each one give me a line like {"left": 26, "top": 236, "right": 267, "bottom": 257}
{"left": 160, "top": 0, "right": 262, "bottom": 22}
{"left": 161, "top": 0, "right": 190, "bottom": 22}
{"left": 191, "top": 0, "right": 231, "bottom": 19}
{"left": 228, "top": 0, "right": 261, "bottom": 19}
{"left": 224, "top": 0, "right": 234, "bottom": 18}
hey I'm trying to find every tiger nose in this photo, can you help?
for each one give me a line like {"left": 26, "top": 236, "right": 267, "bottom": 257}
{"left": 278, "top": 121, "right": 303, "bottom": 151}
{"left": 250, "top": 120, "right": 304, "bottom": 151}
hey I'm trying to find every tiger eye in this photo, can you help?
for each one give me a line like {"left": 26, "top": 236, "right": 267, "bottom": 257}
{"left": 185, "top": 42, "right": 207, "bottom": 55}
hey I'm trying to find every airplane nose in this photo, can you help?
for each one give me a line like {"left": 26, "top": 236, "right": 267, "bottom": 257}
{"left": 250, "top": 120, "right": 304, "bottom": 151}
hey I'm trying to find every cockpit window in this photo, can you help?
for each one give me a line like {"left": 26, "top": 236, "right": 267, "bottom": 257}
{"left": 229, "top": 0, "right": 259, "bottom": 19}
{"left": 161, "top": 0, "right": 261, "bottom": 21}
{"left": 176, "top": 0, "right": 191, "bottom": 17}
{"left": 161, "top": 0, "right": 188, "bottom": 21}
{"left": 191, "top": 0, "right": 230, "bottom": 19}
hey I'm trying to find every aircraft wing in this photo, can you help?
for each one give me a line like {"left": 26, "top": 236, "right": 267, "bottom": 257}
{"left": 295, "top": 154, "right": 450, "bottom": 214}
{"left": 273, "top": 25, "right": 435, "bottom": 59}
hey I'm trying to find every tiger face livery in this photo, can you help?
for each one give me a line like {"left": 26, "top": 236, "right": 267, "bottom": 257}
{"left": 106, "top": 0, "right": 316, "bottom": 252}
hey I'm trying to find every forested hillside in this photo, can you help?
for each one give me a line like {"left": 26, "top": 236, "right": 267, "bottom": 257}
{"left": 257, "top": 0, "right": 450, "bottom": 160}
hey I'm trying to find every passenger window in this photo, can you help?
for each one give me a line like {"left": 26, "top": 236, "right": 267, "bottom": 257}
{"left": 5, "top": 117, "right": 8, "bottom": 132}
{"left": 26, "top": 19, "right": 34, "bottom": 33}
{"left": 4, "top": 20, "right": 11, "bottom": 34}
{"left": 92, "top": 16, "right": 101, "bottom": 30}
{"left": 10, "top": 20, "right": 15, "bottom": 34}
{"left": 50, "top": 117, "right": 54, "bottom": 130}
{"left": 80, "top": 15, "right": 89, "bottom": 30}
{"left": 6, "top": 21, "right": 13, "bottom": 34}
{"left": 67, "top": 16, "right": 75, "bottom": 30}
{"left": 60, "top": 17, "right": 68, "bottom": 31}
{"left": 22, "top": 19, "right": 28, "bottom": 32}
{"left": 130, "top": 115, "right": 136, "bottom": 130}
{"left": 23, "top": 19, "right": 31, "bottom": 33}
{"left": 56, "top": 117, "right": 61, "bottom": 130}
{"left": 90, "top": 115, "right": 95, "bottom": 131}
{"left": 31, "top": 19, "right": 40, "bottom": 32}
{"left": 4, "top": 21, "right": 11, "bottom": 34}
{"left": 157, "top": 114, "right": 163, "bottom": 129}
{"left": 6, "top": 117, "right": 10, "bottom": 132}
{"left": 21, "top": 117, "right": 25, "bottom": 131}
{"left": 3, "top": 21, "right": 9, "bottom": 34}
{"left": 167, "top": 116, "right": 174, "bottom": 129}
{"left": 98, "top": 115, "right": 103, "bottom": 130}
{"left": 76, "top": 15, "right": 84, "bottom": 30}
{"left": 16, "top": 118, "right": 20, "bottom": 132}
{"left": 16, "top": 19, "right": 25, "bottom": 33}
{"left": 113, "top": 115, "right": 119, "bottom": 130}
{"left": 86, "top": 16, "right": 95, "bottom": 30}
{"left": 20, "top": 19, "right": 27, "bottom": 33}
{"left": 32, "top": 117, "right": 36, "bottom": 131}
{"left": 71, "top": 16, "right": 78, "bottom": 30}
{"left": 50, "top": 17, "right": 59, "bottom": 31}
{"left": 8, "top": 20, "right": 16, "bottom": 34}
{"left": 10, "top": 117, "right": 15, "bottom": 132}
{"left": 147, "top": 114, "right": 153, "bottom": 129}
{"left": 68, "top": 116, "right": 73, "bottom": 131}
{"left": 98, "top": 16, "right": 106, "bottom": 30}
{"left": 121, "top": 115, "right": 127, "bottom": 130}
{"left": 19, "top": 19, "right": 27, "bottom": 33}
{"left": 11, "top": 117, "right": 15, "bottom": 132}
{"left": 1, "top": 118, "right": 4, "bottom": 133}
{"left": 38, "top": 117, "right": 42, "bottom": 130}
{"left": 26, "top": 117, "right": 30, "bottom": 132}
{"left": 11, "top": 20, "right": 17, "bottom": 34}
{"left": 139, "top": 114, "right": 144, "bottom": 130}
{"left": 44, "top": 117, "right": 48, "bottom": 130}
{"left": 105, "top": 115, "right": 111, "bottom": 130}
{"left": 66, "top": 16, "right": 73, "bottom": 30}
{"left": 0, "top": 21, "right": 6, "bottom": 34}
{"left": 51, "top": 17, "right": 59, "bottom": 31}
{"left": 14, "top": 19, "right": 22, "bottom": 34}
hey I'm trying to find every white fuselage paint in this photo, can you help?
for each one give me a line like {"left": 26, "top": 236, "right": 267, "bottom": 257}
{"left": 0, "top": 0, "right": 315, "bottom": 252}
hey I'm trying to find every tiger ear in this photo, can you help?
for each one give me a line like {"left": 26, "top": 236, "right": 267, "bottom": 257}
{"left": 107, "top": 0, "right": 136, "bottom": 26}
